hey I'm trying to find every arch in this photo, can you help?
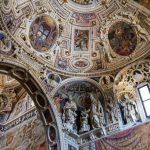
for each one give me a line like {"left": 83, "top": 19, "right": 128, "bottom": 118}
{"left": 113, "top": 59, "right": 150, "bottom": 100}
{"left": 51, "top": 77, "right": 106, "bottom": 129}
{"left": 52, "top": 77, "right": 105, "bottom": 97}
{"left": 0, "top": 60, "right": 62, "bottom": 150}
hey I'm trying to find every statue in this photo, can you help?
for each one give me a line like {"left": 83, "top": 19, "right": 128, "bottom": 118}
{"left": 106, "top": 98, "right": 118, "bottom": 124}
{"left": 89, "top": 93, "right": 105, "bottom": 129}
{"left": 99, "top": 41, "right": 113, "bottom": 63}
{"left": 120, "top": 93, "right": 139, "bottom": 125}
{"left": 63, "top": 95, "right": 77, "bottom": 132}
{"left": 79, "top": 109, "right": 90, "bottom": 133}
{"left": 53, "top": 41, "right": 61, "bottom": 55}
{"left": 124, "top": 94, "right": 139, "bottom": 124}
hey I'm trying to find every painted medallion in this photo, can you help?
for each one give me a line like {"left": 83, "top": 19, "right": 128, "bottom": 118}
{"left": 71, "top": 0, "right": 98, "bottom": 5}
{"left": 99, "top": 75, "right": 114, "bottom": 89}
{"left": 29, "top": 15, "right": 57, "bottom": 52}
{"left": 72, "top": 58, "right": 89, "bottom": 69}
{"left": 46, "top": 71, "right": 61, "bottom": 87}
{"left": 108, "top": 21, "right": 137, "bottom": 56}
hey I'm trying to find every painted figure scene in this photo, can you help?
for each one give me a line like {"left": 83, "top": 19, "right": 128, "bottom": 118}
{"left": 108, "top": 21, "right": 137, "bottom": 56}
{"left": 71, "top": 0, "right": 99, "bottom": 5}
{"left": 74, "top": 29, "right": 89, "bottom": 52}
{"left": 29, "top": 16, "right": 57, "bottom": 52}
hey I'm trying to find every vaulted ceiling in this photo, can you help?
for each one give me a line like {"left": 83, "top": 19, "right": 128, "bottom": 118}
{"left": 0, "top": 0, "right": 150, "bottom": 78}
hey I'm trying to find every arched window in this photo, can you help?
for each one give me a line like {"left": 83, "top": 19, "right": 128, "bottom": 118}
{"left": 138, "top": 84, "right": 150, "bottom": 118}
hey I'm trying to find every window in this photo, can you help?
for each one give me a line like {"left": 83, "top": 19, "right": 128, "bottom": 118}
{"left": 138, "top": 84, "right": 150, "bottom": 117}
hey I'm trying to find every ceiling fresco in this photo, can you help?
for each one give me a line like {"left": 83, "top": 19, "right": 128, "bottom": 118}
{"left": 0, "top": 1, "right": 150, "bottom": 149}
{"left": 108, "top": 21, "right": 137, "bottom": 56}
{"left": 0, "top": 0, "right": 150, "bottom": 77}
{"left": 71, "top": 0, "right": 99, "bottom": 5}
{"left": 29, "top": 15, "right": 58, "bottom": 52}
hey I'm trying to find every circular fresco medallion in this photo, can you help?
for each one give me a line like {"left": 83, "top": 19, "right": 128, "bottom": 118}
{"left": 0, "top": 31, "right": 11, "bottom": 52}
{"left": 108, "top": 21, "right": 137, "bottom": 56}
{"left": 71, "top": 0, "right": 98, "bottom": 5}
{"left": 46, "top": 71, "right": 61, "bottom": 87}
{"left": 73, "top": 59, "right": 89, "bottom": 68}
{"left": 29, "top": 15, "right": 58, "bottom": 52}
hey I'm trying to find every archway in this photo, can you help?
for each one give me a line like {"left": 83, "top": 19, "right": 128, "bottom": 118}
{"left": 0, "top": 61, "right": 61, "bottom": 150}
{"left": 52, "top": 77, "right": 106, "bottom": 148}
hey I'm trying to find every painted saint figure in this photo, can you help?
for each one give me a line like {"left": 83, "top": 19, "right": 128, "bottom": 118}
{"left": 74, "top": 29, "right": 89, "bottom": 51}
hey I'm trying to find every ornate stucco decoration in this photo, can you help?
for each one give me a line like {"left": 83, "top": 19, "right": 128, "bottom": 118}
{"left": 0, "top": 0, "right": 150, "bottom": 78}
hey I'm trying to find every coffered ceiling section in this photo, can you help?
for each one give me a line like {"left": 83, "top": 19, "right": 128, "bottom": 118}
{"left": 0, "top": 0, "right": 150, "bottom": 77}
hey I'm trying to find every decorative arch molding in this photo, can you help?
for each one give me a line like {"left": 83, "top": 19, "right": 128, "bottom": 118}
{"left": 52, "top": 77, "right": 106, "bottom": 99}
{"left": 0, "top": 59, "right": 62, "bottom": 150}
{"left": 113, "top": 59, "right": 150, "bottom": 100}
{"left": 52, "top": 77, "right": 107, "bottom": 118}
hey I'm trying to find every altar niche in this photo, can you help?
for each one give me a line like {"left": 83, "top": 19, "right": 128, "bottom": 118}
{"left": 53, "top": 80, "right": 106, "bottom": 134}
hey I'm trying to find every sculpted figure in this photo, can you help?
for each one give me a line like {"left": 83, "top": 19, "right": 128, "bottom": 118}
{"left": 63, "top": 95, "right": 77, "bottom": 132}
{"left": 124, "top": 94, "right": 139, "bottom": 124}
{"left": 89, "top": 93, "right": 105, "bottom": 129}
{"left": 121, "top": 11, "right": 150, "bottom": 41}
{"left": 106, "top": 98, "right": 118, "bottom": 124}
{"left": 120, "top": 93, "right": 139, "bottom": 124}
{"left": 98, "top": 40, "right": 113, "bottom": 63}
{"left": 53, "top": 41, "right": 61, "bottom": 55}
{"left": 79, "top": 109, "right": 90, "bottom": 133}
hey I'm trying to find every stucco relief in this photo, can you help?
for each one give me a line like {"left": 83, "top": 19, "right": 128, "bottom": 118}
{"left": 0, "top": 0, "right": 150, "bottom": 76}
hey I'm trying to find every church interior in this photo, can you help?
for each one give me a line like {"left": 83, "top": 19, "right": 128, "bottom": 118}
{"left": 0, "top": 0, "right": 150, "bottom": 150}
